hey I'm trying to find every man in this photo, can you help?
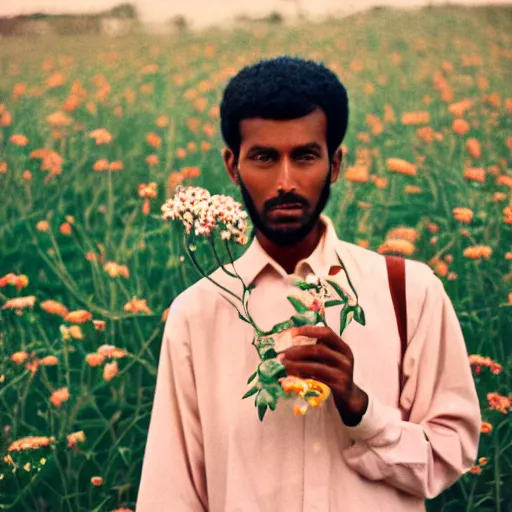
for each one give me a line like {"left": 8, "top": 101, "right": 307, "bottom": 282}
{"left": 137, "top": 56, "right": 481, "bottom": 511}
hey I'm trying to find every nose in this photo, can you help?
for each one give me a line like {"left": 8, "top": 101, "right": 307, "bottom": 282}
{"left": 275, "top": 157, "right": 296, "bottom": 194}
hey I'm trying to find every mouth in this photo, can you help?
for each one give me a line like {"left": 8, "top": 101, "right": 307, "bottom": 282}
{"left": 267, "top": 204, "right": 304, "bottom": 222}
{"left": 269, "top": 203, "right": 303, "bottom": 211}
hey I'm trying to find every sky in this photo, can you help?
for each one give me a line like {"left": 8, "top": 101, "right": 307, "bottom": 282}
{"left": 0, "top": 0, "right": 510, "bottom": 29}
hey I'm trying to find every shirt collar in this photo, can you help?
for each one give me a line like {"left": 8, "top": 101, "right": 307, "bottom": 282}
{"left": 234, "top": 214, "right": 342, "bottom": 285}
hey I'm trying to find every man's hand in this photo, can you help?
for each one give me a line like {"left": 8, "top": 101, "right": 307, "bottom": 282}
{"left": 277, "top": 325, "right": 369, "bottom": 426}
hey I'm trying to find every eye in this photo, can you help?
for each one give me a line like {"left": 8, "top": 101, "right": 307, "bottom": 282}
{"left": 252, "top": 153, "right": 273, "bottom": 163}
{"left": 297, "top": 153, "right": 317, "bottom": 162}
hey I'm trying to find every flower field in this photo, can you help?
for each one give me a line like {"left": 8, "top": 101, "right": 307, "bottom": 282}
{"left": 0, "top": 5, "right": 511, "bottom": 511}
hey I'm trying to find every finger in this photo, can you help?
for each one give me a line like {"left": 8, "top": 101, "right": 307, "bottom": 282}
{"left": 282, "top": 344, "right": 351, "bottom": 370}
{"left": 294, "top": 325, "right": 352, "bottom": 356}
{"left": 283, "top": 361, "right": 344, "bottom": 386}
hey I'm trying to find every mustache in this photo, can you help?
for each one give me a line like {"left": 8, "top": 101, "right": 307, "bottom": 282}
{"left": 265, "top": 193, "right": 309, "bottom": 211}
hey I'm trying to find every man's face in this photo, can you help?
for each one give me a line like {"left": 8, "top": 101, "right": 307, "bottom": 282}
{"left": 224, "top": 108, "right": 341, "bottom": 246}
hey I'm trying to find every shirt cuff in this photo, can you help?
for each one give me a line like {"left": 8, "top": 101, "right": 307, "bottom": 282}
{"left": 342, "top": 394, "right": 402, "bottom": 445}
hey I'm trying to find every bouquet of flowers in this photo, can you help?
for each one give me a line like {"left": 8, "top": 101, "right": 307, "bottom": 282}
{"left": 162, "top": 185, "right": 366, "bottom": 421}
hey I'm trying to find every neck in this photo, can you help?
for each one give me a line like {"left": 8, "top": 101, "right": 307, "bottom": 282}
{"left": 255, "top": 220, "right": 325, "bottom": 275}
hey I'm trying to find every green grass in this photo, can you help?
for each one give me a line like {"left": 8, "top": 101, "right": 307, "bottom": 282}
{"left": 0, "top": 5, "right": 511, "bottom": 511}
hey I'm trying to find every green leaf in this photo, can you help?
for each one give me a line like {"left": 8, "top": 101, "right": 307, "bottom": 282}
{"left": 238, "top": 312, "right": 251, "bottom": 324}
{"left": 290, "top": 310, "right": 319, "bottom": 326}
{"left": 339, "top": 308, "right": 350, "bottom": 335}
{"left": 260, "top": 347, "right": 278, "bottom": 360}
{"left": 247, "top": 371, "right": 257, "bottom": 384}
{"left": 256, "top": 388, "right": 276, "bottom": 409}
{"left": 242, "top": 385, "right": 259, "bottom": 399}
{"left": 258, "top": 404, "right": 268, "bottom": 422}
{"left": 294, "top": 281, "right": 317, "bottom": 291}
{"left": 326, "top": 279, "right": 350, "bottom": 302}
{"left": 354, "top": 304, "right": 366, "bottom": 325}
{"left": 258, "top": 359, "right": 287, "bottom": 382}
{"left": 324, "top": 299, "right": 344, "bottom": 308}
{"left": 287, "top": 296, "right": 310, "bottom": 313}
{"left": 266, "top": 319, "right": 294, "bottom": 335}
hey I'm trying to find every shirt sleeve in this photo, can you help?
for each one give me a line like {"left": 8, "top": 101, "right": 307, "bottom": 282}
{"left": 340, "top": 270, "right": 482, "bottom": 499}
{"left": 137, "top": 297, "right": 208, "bottom": 511}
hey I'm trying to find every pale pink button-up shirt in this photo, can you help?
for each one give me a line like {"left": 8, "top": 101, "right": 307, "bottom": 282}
{"left": 137, "top": 214, "right": 481, "bottom": 512}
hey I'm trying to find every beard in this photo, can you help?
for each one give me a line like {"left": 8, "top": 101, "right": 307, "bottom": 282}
{"left": 237, "top": 167, "right": 332, "bottom": 247}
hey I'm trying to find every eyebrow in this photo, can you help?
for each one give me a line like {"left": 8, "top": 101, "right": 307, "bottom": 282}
{"left": 246, "top": 142, "right": 323, "bottom": 154}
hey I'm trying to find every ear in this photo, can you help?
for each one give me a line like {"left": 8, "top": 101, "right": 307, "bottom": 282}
{"left": 222, "top": 148, "right": 238, "bottom": 185}
{"left": 330, "top": 147, "right": 343, "bottom": 183}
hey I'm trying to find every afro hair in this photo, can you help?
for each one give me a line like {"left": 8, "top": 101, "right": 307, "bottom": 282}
{"left": 220, "top": 55, "right": 349, "bottom": 163}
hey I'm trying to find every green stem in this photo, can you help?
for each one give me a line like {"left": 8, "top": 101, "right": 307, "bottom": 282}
{"left": 184, "top": 236, "right": 242, "bottom": 304}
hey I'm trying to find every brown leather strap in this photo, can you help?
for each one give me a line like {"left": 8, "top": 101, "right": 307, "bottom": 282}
{"left": 385, "top": 255, "right": 407, "bottom": 388}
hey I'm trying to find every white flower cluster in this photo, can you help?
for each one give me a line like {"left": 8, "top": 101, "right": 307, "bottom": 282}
{"left": 161, "top": 185, "right": 250, "bottom": 244}
{"left": 304, "top": 274, "right": 331, "bottom": 301}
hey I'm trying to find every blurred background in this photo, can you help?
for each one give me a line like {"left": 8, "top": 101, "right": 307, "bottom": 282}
{"left": 0, "top": 1, "right": 511, "bottom": 511}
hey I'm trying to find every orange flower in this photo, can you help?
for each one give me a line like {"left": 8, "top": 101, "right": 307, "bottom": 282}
{"left": 11, "top": 351, "right": 29, "bottom": 364}
{"left": 46, "top": 111, "right": 74, "bottom": 127}
{"left": 480, "top": 421, "right": 493, "bottom": 434}
{"left": 10, "top": 134, "right": 29, "bottom": 146}
{"left": 86, "top": 353, "right": 105, "bottom": 367}
{"left": 67, "top": 431, "right": 85, "bottom": 448}
{"left": 175, "top": 148, "right": 187, "bottom": 159}
{"left": 0, "top": 273, "right": 29, "bottom": 290}
{"left": 155, "top": 115, "right": 169, "bottom": 128}
{"left": 0, "top": 161, "right": 7, "bottom": 173}
{"left": 356, "top": 239, "right": 369, "bottom": 249}
{"left": 60, "top": 222, "right": 72, "bottom": 236}
{"left": 124, "top": 297, "right": 152, "bottom": 314}
{"left": 186, "top": 117, "right": 201, "bottom": 133}
{"left": 401, "top": 111, "right": 430, "bottom": 125}
{"left": 109, "top": 161, "right": 123, "bottom": 172}
{"left": 104, "top": 261, "right": 130, "bottom": 279}
{"left": 386, "top": 158, "right": 417, "bottom": 176}
{"left": 466, "top": 138, "right": 481, "bottom": 158}
{"left": 50, "top": 387, "right": 70, "bottom": 408}
{"left": 23, "top": 170, "right": 32, "bottom": 180}
{"left": 200, "top": 141, "right": 212, "bottom": 151}
{"left": 386, "top": 227, "right": 418, "bottom": 243}
{"left": 463, "top": 245, "right": 492, "bottom": 260}
{"left": 88, "top": 129, "right": 112, "bottom": 145}
{"left": 46, "top": 73, "right": 66, "bottom": 88}
{"left": 345, "top": 165, "right": 369, "bottom": 183}
{"left": 146, "top": 132, "right": 162, "bottom": 149}
{"left": 40, "top": 355, "right": 59, "bottom": 366}
{"left": 377, "top": 239, "right": 416, "bottom": 256}
{"left": 479, "top": 457, "right": 488, "bottom": 466}
{"left": 2, "top": 296, "right": 36, "bottom": 310}
{"left": 452, "top": 118, "right": 470, "bottom": 135}
{"left": 448, "top": 99, "right": 474, "bottom": 117}
{"left": 161, "top": 307, "right": 169, "bottom": 322}
{"left": 8, "top": 436, "right": 54, "bottom": 452}
{"left": 65, "top": 310, "right": 92, "bottom": 323}
{"left": 93, "top": 159, "right": 109, "bottom": 172}
{"left": 104, "top": 361, "right": 119, "bottom": 381}
{"left": 68, "top": 325, "right": 83, "bottom": 340}
{"left": 464, "top": 167, "right": 486, "bottom": 183}
{"left": 203, "top": 123, "right": 215, "bottom": 137}
{"left": 40, "top": 299, "right": 69, "bottom": 317}
{"left": 138, "top": 182, "right": 158, "bottom": 198}
{"left": 493, "top": 192, "right": 507, "bottom": 202}
{"left": 91, "top": 476, "right": 104, "bottom": 486}
{"left": 93, "top": 319, "right": 106, "bottom": 331}
{"left": 373, "top": 176, "right": 388, "bottom": 189}
{"left": 145, "top": 154, "right": 159, "bottom": 166}
{"left": 470, "top": 465, "right": 482, "bottom": 475}
{"left": 496, "top": 175, "right": 512, "bottom": 188}
{"left": 487, "top": 392, "right": 511, "bottom": 414}
{"left": 453, "top": 207, "right": 473, "bottom": 223}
